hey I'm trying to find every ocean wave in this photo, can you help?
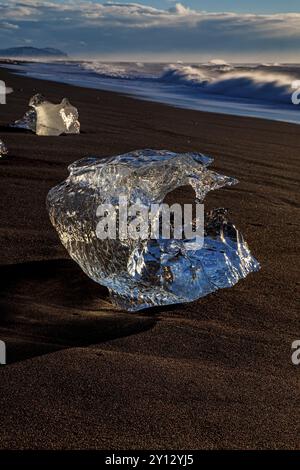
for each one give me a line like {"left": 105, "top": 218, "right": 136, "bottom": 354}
{"left": 80, "top": 61, "right": 298, "bottom": 105}
{"left": 260, "top": 62, "right": 281, "bottom": 67}
{"left": 161, "top": 65, "right": 210, "bottom": 86}
{"left": 82, "top": 62, "right": 132, "bottom": 79}
{"left": 81, "top": 61, "right": 155, "bottom": 80}
{"left": 160, "top": 65, "right": 296, "bottom": 104}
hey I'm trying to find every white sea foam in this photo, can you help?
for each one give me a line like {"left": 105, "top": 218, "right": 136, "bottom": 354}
{"left": 81, "top": 61, "right": 157, "bottom": 79}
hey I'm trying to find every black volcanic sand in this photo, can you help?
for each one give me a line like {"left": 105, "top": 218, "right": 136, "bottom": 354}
{"left": 0, "top": 66, "right": 299, "bottom": 449}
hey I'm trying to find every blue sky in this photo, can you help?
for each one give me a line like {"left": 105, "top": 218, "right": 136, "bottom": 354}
{"left": 0, "top": 1, "right": 300, "bottom": 61}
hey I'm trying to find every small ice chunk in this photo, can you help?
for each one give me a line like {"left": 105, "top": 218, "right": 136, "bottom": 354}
{"left": 11, "top": 94, "right": 80, "bottom": 136}
{"left": 0, "top": 139, "right": 8, "bottom": 157}
{"left": 32, "top": 96, "right": 80, "bottom": 136}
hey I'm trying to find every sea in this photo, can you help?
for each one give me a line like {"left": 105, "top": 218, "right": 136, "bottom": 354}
{"left": 2, "top": 60, "right": 300, "bottom": 124}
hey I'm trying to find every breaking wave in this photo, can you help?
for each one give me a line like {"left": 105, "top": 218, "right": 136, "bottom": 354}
{"left": 160, "top": 65, "right": 296, "bottom": 104}
{"left": 81, "top": 62, "right": 297, "bottom": 105}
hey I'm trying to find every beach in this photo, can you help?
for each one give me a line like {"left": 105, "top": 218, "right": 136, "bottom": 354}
{"left": 0, "top": 65, "right": 299, "bottom": 449}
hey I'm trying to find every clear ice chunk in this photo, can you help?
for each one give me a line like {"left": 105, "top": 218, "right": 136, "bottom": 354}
{"left": 11, "top": 94, "right": 80, "bottom": 136}
{"left": 34, "top": 96, "right": 80, "bottom": 136}
{"left": 47, "top": 149, "right": 260, "bottom": 311}
{"left": 0, "top": 139, "right": 8, "bottom": 157}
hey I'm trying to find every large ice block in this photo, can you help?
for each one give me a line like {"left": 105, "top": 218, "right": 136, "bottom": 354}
{"left": 0, "top": 139, "right": 8, "bottom": 157}
{"left": 11, "top": 94, "right": 80, "bottom": 136}
{"left": 47, "top": 149, "right": 260, "bottom": 311}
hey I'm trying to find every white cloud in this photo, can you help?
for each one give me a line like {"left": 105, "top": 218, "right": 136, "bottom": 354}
{"left": 0, "top": 1, "right": 299, "bottom": 57}
{"left": 0, "top": 1, "right": 299, "bottom": 32}
{"left": 168, "top": 3, "right": 191, "bottom": 15}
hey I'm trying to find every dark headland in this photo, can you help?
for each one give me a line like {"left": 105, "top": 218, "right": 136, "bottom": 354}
{"left": 0, "top": 47, "right": 67, "bottom": 59}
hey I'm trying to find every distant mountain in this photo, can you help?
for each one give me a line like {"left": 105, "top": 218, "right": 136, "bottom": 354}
{"left": 0, "top": 47, "right": 68, "bottom": 58}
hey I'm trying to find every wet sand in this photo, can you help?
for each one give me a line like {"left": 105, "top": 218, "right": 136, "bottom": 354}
{"left": 0, "top": 66, "right": 299, "bottom": 449}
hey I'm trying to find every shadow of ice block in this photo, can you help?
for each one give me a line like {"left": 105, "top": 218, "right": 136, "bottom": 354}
{"left": 47, "top": 149, "right": 260, "bottom": 312}
{"left": 11, "top": 94, "right": 80, "bottom": 136}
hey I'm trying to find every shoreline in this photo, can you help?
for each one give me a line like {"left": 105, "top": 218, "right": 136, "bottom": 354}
{"left": 2, "top": 60, "right": 300, "bottom": 125}
{"left": 0, "top": 67, "right": 299, "bottom": 449}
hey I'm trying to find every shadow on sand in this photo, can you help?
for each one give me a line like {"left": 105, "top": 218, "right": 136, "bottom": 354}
{"left": 0, "top": 125, "right": 31, "bottom": 133}
{"left": 0, "top": 259, "right": 158, "bottom": 364}
{"left": 0, "top": 125, "right": 87, "bottom": 134}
